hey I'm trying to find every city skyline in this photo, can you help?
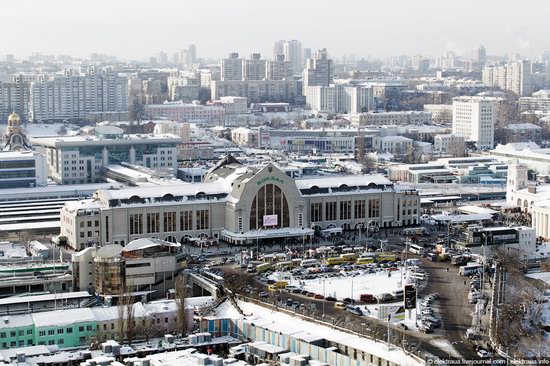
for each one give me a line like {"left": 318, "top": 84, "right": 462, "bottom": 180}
{"left": 1, "top": 0, "right": 548, "bottom": 60}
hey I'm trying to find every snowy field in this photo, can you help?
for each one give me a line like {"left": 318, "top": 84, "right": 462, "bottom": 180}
{"left": 294, "top": 269, "right": 413, "bottom": 300}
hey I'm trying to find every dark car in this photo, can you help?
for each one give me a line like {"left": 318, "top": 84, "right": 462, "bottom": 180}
{"left": 292, "top": 288, "right": 302, "bottom": 294}
{"left": 286, "top": 299, "right": 293, "bottom": 306}
{"left": 325, "top": 296, "right": 337, "bottom": 302}
{"left": 314, "top": 294, "right": 324, "bottom": 299}
{"left": 259, "top": 292, "right": 269, "bottom": 298}
{"left": 301, "top": 290, "right": 309, "bottom": 295}
{"left": 343, "top": 298, "right": 354, "bottom": 304}
{"left": 306, "top": 292, "right": 315, "bottom": 297}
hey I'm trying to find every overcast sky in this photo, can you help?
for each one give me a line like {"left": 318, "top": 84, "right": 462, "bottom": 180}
{"left": 1, "top": 0, "right": 548, "bottom": 60}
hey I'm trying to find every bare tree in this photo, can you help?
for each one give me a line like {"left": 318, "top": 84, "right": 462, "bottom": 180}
{"left": 175, "top": 274, "right": 188, "bottom": 336}
{"left": 125, "top": 296, "right": 136, "bottom": 344}
{"left": 116, "top": 288, "right": 135, "bottom": 343}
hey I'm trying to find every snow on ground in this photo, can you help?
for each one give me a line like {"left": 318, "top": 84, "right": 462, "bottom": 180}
{"left": 237, "top": 299, "right": 422, "bottom": 366}
{"left": 205, "top": 299, "right": 243, "bottom": 320}
{"left": 293, "top": 269, "right": 411, "bottom": 300}
{"left": 526, "top": 271, "right": 550, "bottom": 285}
{"left": 429, "top": 338, "right": 462, "bottom": 358}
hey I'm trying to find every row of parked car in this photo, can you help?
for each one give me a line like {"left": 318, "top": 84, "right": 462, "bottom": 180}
{"left": 418, "top": 293, "right": 441, "bottom": 333}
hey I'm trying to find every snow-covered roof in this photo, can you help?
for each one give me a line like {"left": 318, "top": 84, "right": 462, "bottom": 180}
{"left": 123, "top": 238, "right": 180, "bottom": 252}
{"left": 99, "top": 182, "right": 228, "bottom": 202}
{"left": 92, "top": 303, "right": 148, "bottom": 322}
{"left": 31, "top": 308, "right": 96, "bottom": 328}
{"left": 505, "top": 123, "right": 542, "bottom": 130}
{"left": 0, "top": 291, "right": 90, "bottom": 307}
{"left": 30, "top": 133, "right": 182, "bottom": 147}
{"left": 0, "top": 314, "right": 33, "bottom": 330}
{"left": 295, "top": 174, "right": 391, "bottom": 189}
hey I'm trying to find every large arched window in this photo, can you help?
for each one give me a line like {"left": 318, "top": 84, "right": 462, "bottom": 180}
{"left": 249, "top": 184, "right": 290, "bottom": 230}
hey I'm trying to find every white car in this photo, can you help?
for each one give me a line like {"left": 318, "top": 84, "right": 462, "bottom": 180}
{"left": 476, "top": 349, "right": 490, "bottom": 358}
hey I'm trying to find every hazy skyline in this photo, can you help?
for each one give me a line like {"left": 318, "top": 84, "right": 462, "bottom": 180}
{"left": 1, "top": 0, "right": 548, "bottom": 60}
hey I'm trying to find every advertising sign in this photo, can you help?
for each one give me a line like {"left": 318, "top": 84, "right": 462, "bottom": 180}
{"left": 404, "top": 285, "right": 417, "bottom": 310}
{"left": 263, "top": 214, "right": 278, "bottom": 227}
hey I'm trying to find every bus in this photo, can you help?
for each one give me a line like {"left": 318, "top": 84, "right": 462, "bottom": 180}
{"left": 301, "top": 259, "right": 319, "bottom": 268}
{"left": 326, "top": 257, "right": 346, "bottom": 266}
{"left": 255, "top": 263, "right": 272, "bottom": 273}
{"left": 377, "top": 253, "right": 397, "bottom": 262}
{"left": 340, "top": 253, "right": 358, "bottom": 261}
{"left": 409, "top": 244, "right": 425, "bottom": 255}
{"left": 403, "top": 227, "right": 427, "bottom": 236}
{"left": 356, "top": 257, "right": 375, "bottom": 265}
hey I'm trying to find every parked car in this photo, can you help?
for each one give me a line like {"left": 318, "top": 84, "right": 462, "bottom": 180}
{"left": 325, "top": 296, "right": 337, "bottom": 302}
{"left": 314, "top": 294, "right": 324, "bottom": 299}
{"left": 419, "top": 325, "right": 433, "bottom": 333}
{"left": 342, "top": 297, "right": 354, "bottom": 304}
{"left": 346, "top": 306, "right": 363, "bottom": 316}
{"left": 286, "top": 299, "right": 293, "bottom": 306}
{"left": 476, "top": 349, "right": 490, "bottom": 359}
{"left": 397, "top": 323, "right": 408, "bottom": 330}
{"left": 259, "top": 292, "right": 269, "bottom": 298}
{"left": 423, "top": 316, "right": 441, "bottom": 327}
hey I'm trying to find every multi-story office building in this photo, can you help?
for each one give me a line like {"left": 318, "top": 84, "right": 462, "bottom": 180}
{"left": 30, "top": 127, "right": 181, "bottom": 184}
{"left": 266, "top": 55, "right": 293, "bottom": 80}
{"left": 303, "top": 49, "right": 333, "bottom": 92}
{"left": 59, "top": 156, "right": 421, "bottom": 250}
{"left": 29, "top": 67, "right": 128, "bottom": 123}
{"left": 144, "top": 101, "right": 225, "bottom": 123}
{"left": 452, "top": 96, "right": 498, "bottom": 149}
{"left": 423, "top": 104, "right": 453, "bottom": 123}
{"left": 0, "top": 74, "right": 35, "bottom": 122}
{"left": 482, "top": 61, "right": 533, "bottom": 97}
{"left": 0, "top": 151, "right": 47, "bottom": 189}
{"left": 221, "top": 52, "right": 244, "bottom": 81}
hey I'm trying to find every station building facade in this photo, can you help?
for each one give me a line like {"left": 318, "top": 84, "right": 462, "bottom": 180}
{"left": 60, "top": 156, "right": 421, "bottom": 250}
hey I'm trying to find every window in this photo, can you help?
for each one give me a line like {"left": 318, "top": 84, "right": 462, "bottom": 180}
{"left": 86, "top": 325, "right": 93, "bottom": 331}
{"left": 325, "top": 202, "right": 337, "bottom": 221}
{"left": 10, "top": 331, "right": 15, "bottom": 337}
{"left": 95, "top": 220, "right": 99, "bottom": 226}
{"left": 27, "top": 340, "right": 32, "bottom": 346}
{"left": 66, "top": 328, "right": 72, "bottom": 334}
{"left": 180, "top": 210, "right": 192, "bottom": 231}
{"left": 298, "top": 213, "right": 303, "bottom": 227}
{"left": 78, "top": 326, "right": 84, "bottom": 332}
{"left": 196, "top": 210, "right": 209, "bottom": 230}
{"left": 0, "top": 332, "right": 4, "bottom": 338}
{"left": 57, "top": 329, "right": 64, "bottom": 334}
{"left": 163, "top": 212, "right": 176, "bottom": 232}
{"left": 354, "top": 200, "right": 366, "bottom": 219}
{"left": 129, "top": 213, "right": 143, "bottom": 235}
{"left": 87, "top": 221, "right": 92, "bottom": 227}
{"left": 80, "top": 222, "right": 84, "bottom": 228}
{"left": 310, "top": 202, "right": 322, "bottom": 223}
{"left": 238, "top": 217, "right": 243, "bottom": 231}
{"left": 80, "top": 232, "right": 85, "bottom": 238}
{"left": 39, "top": 331, "right": 45, "bottom": 337}
{"left": 165, "top": 317, "right": 168, "bottom": 323}
{"left": 58, "top": 339, "right": 64, "bottom": 345}
{"left": 249, "top": 184, "right": 289, "bottom": 230}
{"left": 340, "top": 201, "right": 351, "bottom": 220}
{"left": 105, "top": 216, "right": 110, "bottom": 242}
{"left": 368, "top": 199, "right": 380, "bottom": 218}
{"left": 18, "top": 330, "right": 23, "bottom": 336}
{"left": 146, "top": 213, "right": 160, "bottom": 233}
{"left": 47, "top": 330, "right": 55, "bottom": 336}
{"left": 27, "top": 329, "right": 32, "bottom": 335}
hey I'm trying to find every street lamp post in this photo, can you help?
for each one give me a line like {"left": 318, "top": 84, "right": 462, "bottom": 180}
{"left": 449, "top": 341, "right": 463, "bottom": 360}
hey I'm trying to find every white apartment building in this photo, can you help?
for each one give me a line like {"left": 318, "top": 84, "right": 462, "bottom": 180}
{"left": 273, "top": 40, "right": 302, "bottom": 74}
{"left": 215, "top": 96, "right": 248, "bottom": 114}
{"left": 482, "top": 61, "right": 533, "bottom": 97}
{"left": 452, "top": 96, "right": 498, "bottom": 149}
{"left": 350, "top": 111, "right": 432, "bottom": 126}
{"left": 144, "top": 101, "right": 225, "bottom": 123}
{"left": 433, "top": 134, "right": 466, "bottom": 154}
{"left": 221, "top": 53, "right": 243, "bottom": 81}
{"left": 423, "top": 104, "right": 453, "bottom": 123}
{"left": 306, "top": 84, "right": 373, "bottom": 114}
{"left": 243, "top": 54, "right": 267, "bottom": 81}
{"left": 379, "top": 136, "right": 413, "bottom": 154}
{"left": 266, "top": 54, "right": 293, "bottom": 80}
{"left": 153, "top": 121, "right": 191, "bottom": 143}
{"left": 303, "top": 49, "right": 333, "bottom": 92}
{"left": 30, "top": 129, "right": 182, "bottom": 184}
{"left": 519, "top": 90, "right": 550, "bottom": 113}
{"left": 210, "top": 79, "right": 299, "bottom": 103}
{"left": 29, "top": 67, "right": 128, "bottom": 123}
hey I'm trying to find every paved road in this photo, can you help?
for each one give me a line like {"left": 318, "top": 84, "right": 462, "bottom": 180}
{"left": 420, "top": 258, "right": 478, "bottom": 359}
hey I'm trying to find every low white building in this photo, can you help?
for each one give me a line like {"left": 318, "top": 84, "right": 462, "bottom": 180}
{"left": 351, "top": 111, "right": 432, "bottom": 126}
{"left": 379, "top": 136, "right": 413, "bottom": 154}
{"left": 433, "top": 134, "right": 466, "bottom": 154}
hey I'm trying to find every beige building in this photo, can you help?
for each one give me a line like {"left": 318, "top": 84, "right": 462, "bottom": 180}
{"left": 60, "top": 156, "right": 421, "bottom": 250}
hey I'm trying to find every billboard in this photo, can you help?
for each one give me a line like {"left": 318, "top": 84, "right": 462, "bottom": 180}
{"left": 404, "top": 285, "right": 416, "bottom": 310}
{"left": 263, "top": 214, "right": 278, "bottom": 227}
{"left": 378, "top": 304, "right": 405, "bottom": 322}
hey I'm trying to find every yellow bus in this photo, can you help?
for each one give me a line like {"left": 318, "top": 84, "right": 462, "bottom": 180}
{"left": 275, "top": 261, "right": 294, "bottom": 270}
{"left": 326, "top": 257, "right": 346, "bottom": 266}
{"left": 340, "top": 253, "right": 358, "bottom": 261}
{"left": 274, "top": 280, "right": 288, "bottom": 289}
{"left": 255, "top": 263, "right": 272, "bottom": 273}
{"left": 377, "top": 253, "right": 397, "bottom": 262}
{"left": 356, "top": 257, "right": 375, "bottom": 265}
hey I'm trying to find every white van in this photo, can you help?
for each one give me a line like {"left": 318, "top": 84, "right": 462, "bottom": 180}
{"left": 409, "top": 272, "right": 427, "bottom": 281}
{"left": 300, "top": 259, "right": 319, "bottom": 268}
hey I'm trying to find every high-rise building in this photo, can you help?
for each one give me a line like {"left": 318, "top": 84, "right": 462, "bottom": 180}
{"left": 266, "top": 54, "right": 293, "bottom": 81}
{"left": 29, "top": 67, "right": 128, "bottom": 123}
{"left": 273, "top": 40, "right": 302, "bottom": 74}
{"left": 482, "top": 60, "right": 533, "bottom": 96}
{"left": 303, "top": 48, "right": 333, "bottom": 94}
{"left": 474, "top": 45, "right": 486, "bottom": 66}
{"left": 243, "top": 53, "right": 267, "bottom": 81}
{"left": 452, "top": 96, "right": 498, "bottom": 149}
{"left": 221, "top": 52, "right": 244, "bottom": 81}
{"left": 157, "top": 51, "right": 168, "bottom": 65}
{"left": 187, "top": 44, "right": 197, "bottom": 65}
{"left": 305, "top": 84, "right": 373, "bottom": 114}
